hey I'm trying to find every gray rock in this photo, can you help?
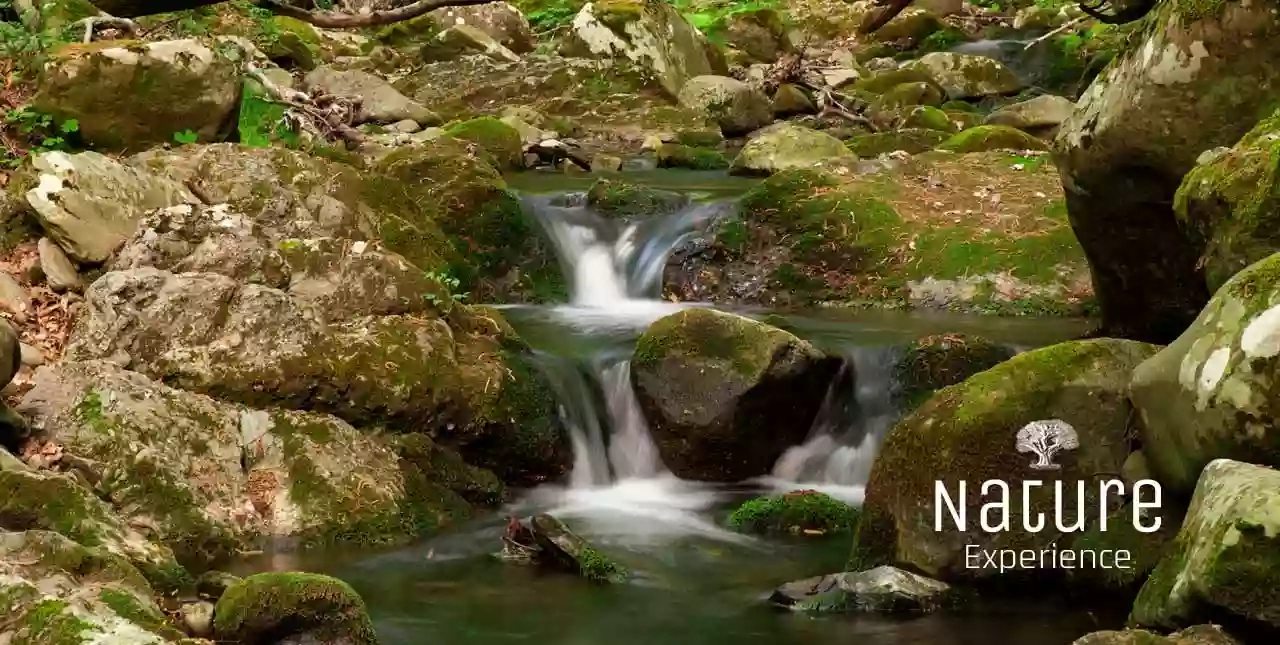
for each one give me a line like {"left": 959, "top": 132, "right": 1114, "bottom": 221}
{"left": 528, "top": 514, "right": 627, "bottom": 583}
{"left": 903, "top": 52, "right": 1025, "bottom": 100}
{"left": 181, "top": 601, "right": 215, "bottom": 637}
{"left": 0, "top": 273, "right": 30, "bottom": 323}
{"left": 303, "top": 66, "right": 441, "bottom": 126}
{"left": 430, "top": 2, "right": 536, "bottom": 53}
{"left": 426, "top": 24, "right": 522, "bottom": 62}
{"left": 25, "top": 151, "right": 197, "bottom": 264}
{"left": 19, "top": 343, "right": 44, "bottom": 368}
{"left": 37, "top": 237, "right": 82, "bottom": 293}
{"left": 985, "top": 94, "right": 1076, "bottom": 131}
{"left": 772, "top": 566, "right": 953, "bottom": 613}
{"left": 678, "top": 75, "right": 772, "bottom": 137}
{"left": 389, "top": 119, "right": 421, "bottom": 133}
{"left": 729, "top": 123, "right": 854, "bottom": 176}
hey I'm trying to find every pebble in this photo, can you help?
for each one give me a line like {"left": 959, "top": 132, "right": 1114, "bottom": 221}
{"left": 38, "top": 238, "right": 84, "bottom": 293}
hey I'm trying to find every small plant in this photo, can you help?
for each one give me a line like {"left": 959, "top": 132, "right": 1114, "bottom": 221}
{"left": 423, "top": 270, "right": 468, "bottom": 309}
{"left": 726, "top": 491, "right": 857, "bottom": 536}
{"left": 172, "top": 129, "right": 199, "bottom": 145}
{"left": 2, "top": 108, "right": 77, "bottom": 167}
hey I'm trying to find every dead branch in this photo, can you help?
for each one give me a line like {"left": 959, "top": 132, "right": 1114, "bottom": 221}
{"left": 1023, "top": 16, "right": 1087, "bottom": 50}
{"left": 257, "top": 0, "right": 496, "bottom": 29}
{"left": 72, "top": 14, "right": 140, "bottom": 44}
{"left": 245, "top": 61, "right": 365, "bottom": 148}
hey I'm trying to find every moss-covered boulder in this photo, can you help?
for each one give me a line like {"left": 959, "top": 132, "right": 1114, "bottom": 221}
{"left": 985, "top": 94, "right": 1076, "bottom": 135}
{"left": 850, "top": 339, "right": 1161, "bottom": 582}
{"left": 730, "top": 123, "right": 855, "bottom": 176}
{"left": 1053, "top": 0, "right": 1280, "bottom": 344}
{"left": 585, "top": 178, "right": 686, "bottom": 218}
{"left": 529, "top": 514, "right": 628, "bottom": 583}
{"left": 569, "top": 0, "right": 727, "bottom": 97}
{"left": 846, "top": 129, "right": 947, "bottom": 156}
{"left": 1130, "top": 252, "right": 1280, "bottom": 496}
{"left": 1175, "top": 111, "right": 1280, "bottom": 293}
{"left": 901, "top": 105, "right": 957, "bottom": 133}
{"left": 631, "top": 309, "right": 841, "bottom": 481}
{"left": 33, "top": 38, "right": 242, "bottom": 149}
{"left": 727, "top": 490, "right": 857, "bottom": 536}
{"left": 429, "top": 2, "right": 537, "bottom": 53}
{"left": 893, "top": 334, "right": 1015, "bottom": 409}
{"left": 443, "top": 116, "right": 526, "bottom": 170}
{"left": 656, "top": 143, "right": 729, "bottom": 170}
{"left": 871, "top": 9, "right": 943, "bottom": 47}
{"left": 871, "top": 81, "right": 945, "bottom": 114}
{"left": 677, "top": 75, "right": 772, "bottom": 137}
{"left": 262, "top": 16, "right": 325, "bottom": 70}
{"left": 1073, "top": 625, "right": 1242, "bottom": 645}
{"left": 1130, "top": 459, "right": 1280, "bottom": 632}
{"left": 938, "top": 125, "right": 1049, "bottom": 153}
{"left": 852, "top": 68, "right": 944, "bottom": 96}
{"left": 303, "top": 65, "right": 441, "bottom": 126}
{"left": 213, "top": 572, "right": 377, "bottom": 644}
{"left": 903, "top": 52, "right": 1025, "bottom": 101}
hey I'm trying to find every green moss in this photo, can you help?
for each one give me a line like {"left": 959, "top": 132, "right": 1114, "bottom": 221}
{"left": 585, "top": 178, "right": 684, "bottom": 218}
{"left": 632, "top": 308, "right": 798, "bottom": 379}
{"left": 97, "top": 587, "right": 183, "bottom": 639}
{"left": 20, "top": 598, "right": 97, "bottom": 645}
{"left": 675, "top": 129, "right": 724, "bottom": 147}
{"left": 846, "top": 129, "right": 948, "bottom": 157}
{"left": 906, "top": 199, "right": 1083, "bottom": 282}
{"left": 873, "top": 81, "right": 944, "bottom": 110}
{"left": 852, "top": 68, "right": 942, "bottom": 95}
{"left": 577, "top": 544, "right": 628, "bottom": 583}
{"left": 937, "top": 125, "right": 1049, "bottom": 153}
{"left": 238, "top": 78, "right": 298, "bottom": 148}
{"left": 901, "top": 105, "right": 957, "bottom": 132}
{"left": 727, "top": 491, "right": 857, "bottom": 535}
{"left": 656, "top": 144, "right": 730, "bottom": 170}
{"left": 596, "top": 0, "right": 646, "bottom": 34}
{"left": 213, "top": 572, "right": 376, "bottom": 645}
{"left": 374, "top": 13, "right": 441, "bottom": 47}
{"left": 0, "top": 470, "right": 107, "bottom": 548}
{"left": 916, "top": 27, "right": 969, "bottom": 54}
{"left": 894, "top": 334, "right": 1015, "bottom": 409}
{"left": 1068, "top": 503, "right": 1181, "bottom": 592}
{"left": 444, "top": 116, "right": 525, "bottom": 171}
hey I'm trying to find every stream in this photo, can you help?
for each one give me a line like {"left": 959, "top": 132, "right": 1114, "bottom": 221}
{"left": 239, "top": 170, "right": 1112, "bottom": 644}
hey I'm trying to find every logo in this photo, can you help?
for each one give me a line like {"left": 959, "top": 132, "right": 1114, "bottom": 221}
{"left": 1015, "top": 419, "right": 1078, "bottom": 470}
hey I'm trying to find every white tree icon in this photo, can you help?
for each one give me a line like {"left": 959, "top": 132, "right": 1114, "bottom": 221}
{"left": 1015, "top": 419, "right": 1079, "bottom": 470}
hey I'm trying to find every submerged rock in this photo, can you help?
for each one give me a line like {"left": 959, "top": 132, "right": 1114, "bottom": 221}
{"left": 33, "top": 38, "right": 242, "bottom": 148}
{"left": 1131, "top": 459, "right": 1280, "bottom": 632}
{"left": 726, "top": 490, "right": 856, "bottom": 536}
{"left": 528, "top": 514, "right": 628, "bottom": 583}
{"left": 1130, "top": 252, "right": 1280, "bottom": 495}
{"left": 851, "top": 339, "right": 1160, "bottom": 582}
{"left": 631, "top": 309, "right": 841, "bottom": 481}
{"left": 771, "top": 566, "right": 953, "bottom": 614}
{"left": 213, "top": 572, "right": 377, "bottom": 644}
{"left": 677, "top": 75, "right": 772, "bottom": 137}
{"left": 730, "top": 123, "right": 855, "bottom": 176}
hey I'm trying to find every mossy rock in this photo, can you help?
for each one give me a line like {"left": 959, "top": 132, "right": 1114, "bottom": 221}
{"left": 893, "top": 334, "right": 1016, "bottom": 409}
{"left": 213, "top": 572, "right": 376, "bottom": 644}
{"left": 846, "top": 128, "right": 948, "bottom": 156}
{"left": 852, "top": 68, "right": 943, "bottom": 96}
{"left": 631, "top": 308, "right": 841, "bottom": 481}
{"left": 903, "top": 52, "right": 1025, "bottom": 101}
{"left": 656, "top": 143, "right": 730, "bottom": 170}
{"left": 901, "top": 105, "right": 957, "bottom": 132}
{"left": 730, "top": 123, "right": 855, "bottom": 177}
{"left": 585, "top": 178, "right": 686, "bottom": 218}
{"left": 1066, "top": 500, "right": 1182, "bottom": 594}
{"left": 443, "top": 116, "right": 525, "bottom": 171}
{"left": 850, "top": 339, "right": 1161, "bottom": 582}
{"left": 374, "top": 13, "right": 442, "bottom": 47}
{"left": 529, "top": 514, "right": 628, "bottom": 583}
{"left": 871, "top": 9, "right": 943, "bottom": 46}
{"left": 727, "top": 491, "right": 857, "bottom": 536}
{"left": 872, "top": 81, "right": 945, "bottom": 111}
{"left": 1175, "top": 110, "right": 1280, "bottom": 293}
{"left": 937, "top": 125, "right": 1049, "bottom": 153}
{"left": 263, "top": 16, "right": 325, "bottom": 70}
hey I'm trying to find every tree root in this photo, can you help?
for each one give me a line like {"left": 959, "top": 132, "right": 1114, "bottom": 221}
{"left": 72, "top": 14, "right": 140, "bottom": 44}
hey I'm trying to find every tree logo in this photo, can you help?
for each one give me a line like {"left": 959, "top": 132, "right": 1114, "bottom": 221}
{"left": 1015, "top": 419, "right": 1079, "bottom": 470}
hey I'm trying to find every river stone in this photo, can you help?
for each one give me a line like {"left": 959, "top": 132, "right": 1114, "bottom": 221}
{"left": 1073, "top": 626, "right": 1241, "bottom": 645}
{"left": 37, "top": 236, "right": 82, "bottom": 292}
{"left": 303, "top": 66, "right": 441, "bottom": 126}
{"left": 1053, "top": 0, "right": 1280, "bottom": 343}
{"left": 984, "top": 94, "right": 1076, "bottom": 133}
{"left": 730, "top": 123, "right": 855, "bottom": 176}
{"left": 181, "top": 600, "right": 216, "bottom": 637}
{"left": 631, "top": 308, "right": 841, "bottom": 481}
{"left": 0, "top": 530, "right": 171, "bottom": 644}
{"left": 1175, "top": 111, "right": 1280, "bottom": 293}
{"left": 850, "top": 339, "right": 1162, "bottom": 583}
{"left": 1130, "top": 459, "right": 1280, "bottom": 631}
{"left": 529, "top": 514, "right": 628, "bottom": 583}
{"left": 0, "top": 273, "right": 29, "bottom": 322}
{"left": 772, "top": 83, "right": 815, "bottom": 117}
{"left": 677, "top": 75, "right": 772, "bottom": 137}
{"left": 32, "top": 38, "right": 242, "bottom": 149}
{"left": 213, "top": 572, "right": 376, "bottom": 644}
{"left": 903, "top": 52, "right": 1025, "bottom": 101}
{"left": 569, "top": 0, "right": 728, "bottom": 97}
{"left": 429, "top": 2, "right": 535, "bottom": 53}
{"left": 772, "top": 566, "right": 953, "bottom": 613}
{"left": 1130, "top": 251, "right": 1280, "bottom": 495}
{"left": 25, "top": 150, "right": 197, "bottom": 264}
{"left": 937, "top": 125, "right": 1049, "bottom": 153}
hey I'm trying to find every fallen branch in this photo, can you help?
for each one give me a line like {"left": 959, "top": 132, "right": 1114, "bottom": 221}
{"left": 256, "top": 0, "right": 496, "bottom": 29}
{"left": 1023, "top": 16, "right": 1087, "bottom": 50}
{"left": 246, "top": 61, "right": 365, "bottom": 148}
{"left": 72, "top": 14, "right": 140, "bottom": 44}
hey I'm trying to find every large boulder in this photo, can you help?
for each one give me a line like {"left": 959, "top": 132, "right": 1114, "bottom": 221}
{"left": 430, "top": 2, "right": 536, "bottom": 53}
{"left": 937, "top": 125, "right": 1050, "bottom": 153}
{"left": 984, "top": 94, "right": 1076, "bottom": 135}
{"left": 1130, "top": 459, "right": 1280, "bottom": 632}
{"left": 569, "top": 0, "right": 728, "bottom": 97}
{"left": 214, "top": 572, "right": 376, "bottom": 644}
{"left": 32, "top": 38, "right": 242, "bottom": 149}
{"left": 1073, "top": 626, "right": 1241, "bottom": 645}
{"left": 677, "top": 75, "right": 772, "bottom": 137}
{"left": 1175, "top": 111, "right": 1280, "bottom": 293}
{"left": 1130, "top": 252, "right": 1280, "bottom": 496}
{"left": 850, "top": 339, "right": 1161, "bottom": 582}
{"left": 630, "top": 308, "right": 841, "bottom": 481}
{"left": 729, "top": 123, "right": 855, "bottom": 176}
{"left": 902, "top": 52, "right": 1024, "bottom": 101}
{"left": 1053, "top": 1, "right": 1280, "bottom": 343}
{"left": 302, "top": 65, "right": 442, "bottom": 126}
{"left": 24, "top": 151, "right": 197, "bottom": 264}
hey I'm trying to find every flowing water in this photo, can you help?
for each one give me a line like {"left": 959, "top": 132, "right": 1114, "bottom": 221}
{"left": 249, "top": 173, "right": 1114, "bottom": 644}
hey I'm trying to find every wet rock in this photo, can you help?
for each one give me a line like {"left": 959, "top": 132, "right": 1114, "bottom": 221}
{"left": 727, "top": 490, "right": 856, "bottom": 535}
{"left": 37, "top": 236, "right": 82, "bottom": 292}
{"left": 1053, "top": 1, "right": 1280, "bottom": 343}
{"left": 893, "top": 334, "right": 1015, "bottom": 409}
{"left": 303, "top": 65, "right": 441, "bottom": 126}
{"left": 937, "top": 125, "right": 1049, "bottom": 153}
{"left": 631, "top": 308, "right": 841, "bottom": 481}
{"left": 1131, "top": 460, "right": 1280, "bottom": 632}
{"left": 730, "top": 123, "right": 854, "bottom": 176}
{"left": 1073, "top": 625, "right": 1241, "bottom": 645}
{"left": 985, "top": 94, "right": 1075, "bottom": 134}
{"left": 32, "top": 38, "right": 242, "bottom": 148}
{"left": 25, "top": 151, "right": 197, "bottom": 264}
{"left": 197, "top": 570, "right": 243, "bottom": 601}
{"left": 1175, "top": 111, "right": 1280, "bottom": 292}
{"left": 850, "top": 339, "right": 1161, "bottom": 582}
{"left": 430, "top": 2, "right": 536, "bottom": 53}
{"left": 852, "top": 67, "right": 944, "bottom": 96}
{"left": 903, "top": 52, "right": 1025, "bottom": 101}
{"left": 656, "top": 143, "right": 729, "bottom": 170}
{"left": 213, "top": 572, "right": 377, "bottom": 644}
{"left": 569, "top": 0, "right": 727, "bottom": 97}
{"left": 181, "top": 600, "right": 215, "bottom": 637}
{"left": 529, "top": 514, "right": 628, "bottom": 583}
{"left": 772, "top": 566, "right": 953, "bottom": 613}
{"left": 1130, "top": 252, "right": 1280, "bottom": 495}
{"left": 677, "top": 75, "right": 772, "bottom": 137}
{"left": 586, "top": 178, "right": 686, "bottom": 218}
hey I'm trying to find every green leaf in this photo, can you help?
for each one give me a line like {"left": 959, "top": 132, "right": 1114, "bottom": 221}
{"left": 172, "top": 129, "right": 200, "bottom": 145}
{"left": 60, "top": 119, "right": 79, "bottom": 134}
